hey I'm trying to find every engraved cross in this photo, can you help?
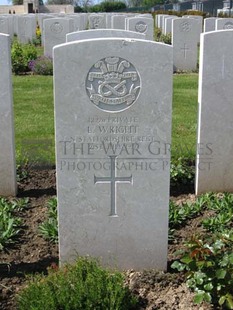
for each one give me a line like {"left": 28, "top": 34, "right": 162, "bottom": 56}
{"left": 94, "top": 156, "right": 133, "bottom": 217}
{"left": 180, "top": 43, "right": 190, "bottom": 59}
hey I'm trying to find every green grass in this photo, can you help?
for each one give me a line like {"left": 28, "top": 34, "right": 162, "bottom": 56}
{"left": 13, "top": 75, "right": 54, "bottom": 165}
{"left": 172, "top": 73, "right": 198, "bottom": 160}
{"left": 13, "top": 73, "right": 198, "bottom": 165}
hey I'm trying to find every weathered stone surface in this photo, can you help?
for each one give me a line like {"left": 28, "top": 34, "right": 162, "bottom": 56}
{"left": 66, "top": 29, "right": 146, "bottom": 42}
{"left": 111, "top": 14, "right": 127, "bottom": 30}
{"left": 215, "top": 18, "right": 233, "bottom": 30}
{"left": 17, "top": 15, "right": 37, "bottom": 44}
{"left": 204, "top": 17, "right": 217, "bottom": 32}
{"left": 54, "top": 38, "right": 172, "bottom": 270}
{"left": 172, "top": 18, "right": 199, "bottom": 71}
{"left": 44, "top": 17, "right": 74, "bottom": 56}
{"left": 0, "top": 34, "right": 17, "bottom": 197}
{"left": 126, "top": 17, "right": 154, "bottom": 40}
{"left": 89, "top": 14, "right": 106, "bottom": 29}
{"left": 196, "top": 30, "right": 233, "bottom": 194}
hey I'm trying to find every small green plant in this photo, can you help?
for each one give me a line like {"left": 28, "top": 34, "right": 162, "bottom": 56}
{"left": 196, "top": 193, "right": 233, "bottom": 233}
{"left": 154, "top": 27, "right": 171, "bottom": 44}
{"left": 17, "top": 257, "right": 137, "bottom": 310}
{"left": 39, "top": 198, "right": 58, "bottom": 243}
{"left": 0, "top": 198, "right": 28, "bottom": 250}
{"left": 11, "top": 39, "right": 37, "bottom": 74}
{"left": 16, "top": 164, "right": 28, "bottom": 182}
{"left": 202, "top": 212, "right": 233, "bottom": 233}
{"left": 170, "top": 157, "right": 195, "bottom": 187}
{"left": 169, "top": 198, "right": 203, "bottom": 240}
{"left": 172, "top": 232, "right": 233, "bottom": 309}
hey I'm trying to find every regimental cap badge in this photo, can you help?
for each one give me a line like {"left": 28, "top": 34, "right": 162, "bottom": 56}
{"left": 135, "top": 21, "right": 148, "bottom": 33}
{"left": 86, "top": 56, "right": 141, "bottom": 113}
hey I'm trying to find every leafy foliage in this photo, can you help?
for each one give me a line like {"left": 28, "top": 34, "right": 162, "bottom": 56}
{"left": 11, "top": 39, "right": 37, "bottom": 74}
{"left": 171, "top": 193, "right": 233, "bottom": 309}
{"left": 12, "top": 0, "right": 23, "bottom": 4}
{"left": 154, "top": 27, "right": 171, "bottom": 44}
{"left": 17, "top": 257, "right": 137, "bottom": 310}
{"left": 88, "top": 1, "right": 126, "bottom": 12}
{"left": 170, "top": 157, "right": 195, "bottom": 187}
{"left": 16, "top": 164, "right": 28, "bottom": 182}
{"left": 172, "top": 233, "right": 233, "bottom": 309}
{"left": 169, "top": 196, "right": 204, "bottom": 240}
{"left": 39, "top": 198, "right": 58, "bottom": 243}
{"left": 0, "top": 198, "right": 28, "bottom": 250}
{"left": 201, "top": 193, "right": 233, "bottom": 233}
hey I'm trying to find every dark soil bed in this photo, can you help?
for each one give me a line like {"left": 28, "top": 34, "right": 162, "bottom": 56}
{"left": 0, "top": 169, "right": 214, "bottom": 310}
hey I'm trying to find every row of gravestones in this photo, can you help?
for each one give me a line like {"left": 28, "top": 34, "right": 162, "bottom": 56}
{"left": 0, "top": 13, "right": 154, "bottom": 45}
{"left": 157, "top": 15, "right": 233, "bottom": 35}
{"left": 2, "top": 12, "right": 232, "bottom": 72}
{"left": 1, "top": 29, "right": 233, "bottom": 270}
{"left": 157, "top": 15, "right": 233, "bottom": 71}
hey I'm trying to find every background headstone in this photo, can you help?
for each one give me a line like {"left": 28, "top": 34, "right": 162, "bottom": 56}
{"left": 196, "top": 30, "right": 233, "bottom": 194}
{"left": 172, "top": 18, "right": 199, "bottom": 71}
{"left": 126, "top": 17, "right": 154, "bottom": 40}
{"left": 215, "top": 18, "right": 233, "bottom": 30}
{"left": 204, "top": 17, "right": 217, "bottom": 32}
{"left": 164, "top": 16, "right": 178, "bottom": 34}
{"left": 17, "top": 15, "right": 37, "bottom": 44}
{"left": 111, "top": 14, "right": 127, "bottom": 30}
{"left": 0, "top": 16, "right": 11, "bottom": 37}
{"left": 89, "top": 14, "right": 106, "bottom": 29}
{"left": 0, "top": 33, "right": 17, "bottom": 197}
{"left": 66, "top": 29, "right": 146, "bottom": 42}
{"left": 54, "top": 38, "right": 172, "bottom": 270}
{"left": 183, "top": 15, "right": 203, "bottom": 42}
{"left": 44, "top": 17, "right": 74, "bottom": 56}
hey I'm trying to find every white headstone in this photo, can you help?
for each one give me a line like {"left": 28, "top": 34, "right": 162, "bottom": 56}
{"left": 204, "top": 17, "right": 217, "bottom": 32}
{"left": 172, "top": 18, "right": 199, "bottom": 71}
{"left": 215, "top": 18, "right": 233, "bottom": 30}
{"left": 111, "top": 14, "right": 127, "bottom": 30}
{"left": 182, "top": 15, "right": 203, "bottom": 43}
{"left": 0, "top": 16, "right": 11, "bottom": 37}
{"left": 106, "top": 13, "right": 114, "bottom": 29}
{"left": 164, "top": 16, "right": 178, "bottom": 34}
{"left": 196, "top": 30, "right": 233, "bottom": 194}
{"left": 126, "top": 17, "right": 154, "bottom": 40}
{"left": 66, "top": 29, "right": 146, "bottom": 42}
{"left": 89, "top": 14, "right": 106, "bottom": 29}
{"left": 44, "top": 17, "right": 74, "bottom": 57}
{"left": 0, "top": 34, "right": 17, "bottom": 197}
{"left": 17, "top": 15, "right": 37, "bottom": 44}
{"left": 161, "top": 15, "right": 174, "bottom": 33}
{"left": 54, "top": 38, "right": 172, "bottom": 270}
{"left": 68, "top": 14, "right": 82, "bottom": 31}
{"left": 157, "top": 14, "right": 169, "bottom": 28}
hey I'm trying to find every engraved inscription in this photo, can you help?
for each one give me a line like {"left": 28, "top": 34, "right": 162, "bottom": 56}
{"left": 180, "top": 43, "right": 190, "bottom": 59}
{"left": 92, "top": 16, "right": 101, "bottom": 29}
{"left": 94, "top": 155, "right": 133, "bottom": 217}
{"left": 135, "top": 21, "right": 148, "bottom": 33}
{"left": 86, "top": 56, "right": 141, "bottom": 113}
{"left": 50, "top": 22, "right": 63, "bottom": 34}
{"left": 179, "top": 21, "right": 191, "bottom": 32}
{"left": 223, "top": 22, "right": 233, "bottom": 29}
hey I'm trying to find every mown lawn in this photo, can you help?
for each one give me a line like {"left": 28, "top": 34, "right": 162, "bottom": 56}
{"left": 13, "top": 73, "right": 198, "bottom": 164}
{"left": 172, "top": 73, "right": 198, "bottom": 160}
